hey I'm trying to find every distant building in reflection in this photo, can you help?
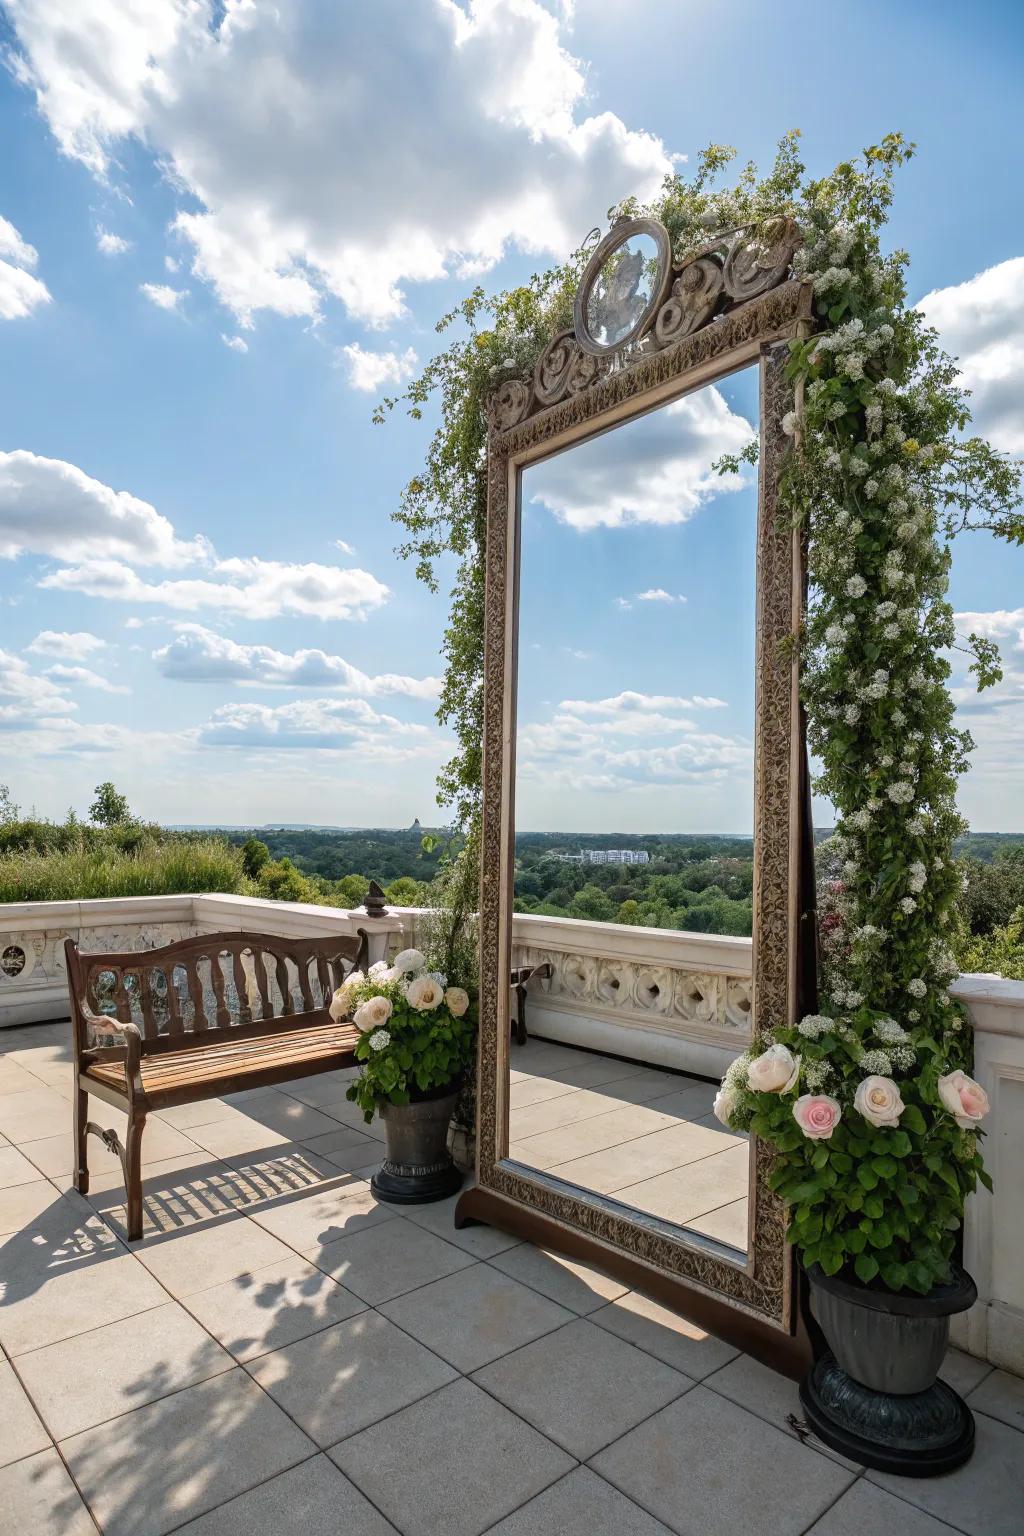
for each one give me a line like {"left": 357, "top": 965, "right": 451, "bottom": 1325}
{"left": 551, "top": 849, "right": 650, "bottom": 866}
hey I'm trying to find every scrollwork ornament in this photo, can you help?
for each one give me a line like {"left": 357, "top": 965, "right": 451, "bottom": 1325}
{"left": 723, "top": 217, "right": 801, "bottom": 303}
{"left": 654, "top": 256, "right": 724, "bottom": 346}
{"left": 487, "top": 377, "right": 532, "bottom": 431}
{"left": 533, "top": 330, "right": 579, "bottom": 406}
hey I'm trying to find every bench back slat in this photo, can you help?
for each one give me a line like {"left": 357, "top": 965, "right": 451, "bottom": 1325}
{"left": 65, "top": 929, "right": 366, "bottom": 1058}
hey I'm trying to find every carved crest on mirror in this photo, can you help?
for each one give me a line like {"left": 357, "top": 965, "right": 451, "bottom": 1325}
{"left": 487, "top": 214, "right": 802, "bottom": 432}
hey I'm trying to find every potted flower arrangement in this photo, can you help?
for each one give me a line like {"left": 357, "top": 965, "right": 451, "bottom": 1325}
{"left": 330, "top": 947, "right": 475, "bottom": 1204}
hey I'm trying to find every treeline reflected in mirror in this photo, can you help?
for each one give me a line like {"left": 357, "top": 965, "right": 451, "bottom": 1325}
{"left": 509, "top": 366, "right": 760, "bottom": 1252}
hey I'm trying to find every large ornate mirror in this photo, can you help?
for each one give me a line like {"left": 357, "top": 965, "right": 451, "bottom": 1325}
{"left": 457, "top": 221, "right": 815, "bottom": 1373}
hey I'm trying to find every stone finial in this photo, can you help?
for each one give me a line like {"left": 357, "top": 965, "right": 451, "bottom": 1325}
{"left": 362, "top": 880, "right": 388, "bottom": 919}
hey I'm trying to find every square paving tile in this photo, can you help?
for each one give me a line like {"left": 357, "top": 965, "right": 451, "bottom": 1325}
{"left": 395, "top": 1190, "right": 522, "bottom": 1258}
{"left": 0, "top": 1246, "right": 167, "bottom": 1358}
{"left": 0, "top": 1177, "right": 64, "bottom": 1234}
{"left": 220, "top": 1145, "right": 344, "bottom": 1202}
{"left": 175, "top": 1455, "right": 399, "bottom": 1535}
{"left": 17, "top": 1299, "right": 234, "bottom": 1439}
{"left": 0, "top": 1087, "right": 69, "bottom": 1144}
{"left": 184, "top": 1113, "right": 293, "bottom": 1158}
{"left": 486, "top": 1466, "right": 674, "bottom": 1535}
{"left": 331, "top": 1377, "right": 574, "bottom": 1536}
{"left": 592, "top": 1385, "right": 854, "bottom": 1536}
{"left": 805, "top": 1478, "right": 963, "bottom": 1535}
{"left": 22, "top": 1115, "right": 200, "bottom": 1181}
{"left": 227, "top": 1092, "right": 343, "bottom": 1142}
{"left": 309, "top": 1216, "right": 476, "bottom": 1303}
{"left": 941, "top": 1346, "right": 994, "bottom": 1397}
{"left": 0, "top": 1448, "right": 97, "bottom": 1535}
{"left": 966, "top": 1367, "right": 1024, "bottom": 1432}
{"left": 704, "top": 1350, "right": 858, "bottom": 1467}
{"left": 545, "top": 1119, "right": 737, "bottom": 1194}
{"left": 0, "top": 1358, "right": 50, "bottom": 1467}
{"left": 247, "top": 1309, "right": 457, "bottom": 1446}
{"left": 134, "top": 1214, "right": 295, "bottom": 1296}
{"left": 475, "top": 1316, "right": 691, "bottom": 1458}
{"left": 613, "top": 1142, "right": 750, "bottom": 1226}
{"left": 61, "top": 1367, "right": 315, "bottom": 1536}
{"left": 868, "top": 1408, "right": 1024, "bottom": 1534}
{"left": 85, "top": 1154, "right": 245, "bottom": 1236}
{"left": 248, "top": 1181, "right": 396, "bottom": 1252}
{"left": 184, "top": 1253, "right": 366, "bottom": 1361}
{"left": 380, "top": 1261, "right": 573, "bottom": 1372}
{"left": 686, "top": 1197, "right": 748, "bottom": 1249}
{"left": 589, "top": 1290, "right": 740, "bottom": 1379}
{"left": 487, "top": 1244, "right": 629, "bottom": 1314}
{"left": 0, "top": 1142, "right": 43, "bottom": 1189}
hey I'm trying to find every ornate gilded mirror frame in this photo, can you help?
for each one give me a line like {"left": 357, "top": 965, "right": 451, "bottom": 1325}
{"left": 456, "top": 224, "right": 817, "bottom": 1375}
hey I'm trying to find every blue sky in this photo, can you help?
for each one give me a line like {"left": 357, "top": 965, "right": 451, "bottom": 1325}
{"left": 1, "top": 0, "right": 1022, "bottom": 832}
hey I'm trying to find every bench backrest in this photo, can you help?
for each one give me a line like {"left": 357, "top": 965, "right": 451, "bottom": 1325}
{"left": 65, "top": 929, "right": 366, "bottom": 1056}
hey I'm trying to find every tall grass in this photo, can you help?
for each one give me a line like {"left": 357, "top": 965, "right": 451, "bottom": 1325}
{"left": 0, "top": 836, "right": 248, "bottom": 903}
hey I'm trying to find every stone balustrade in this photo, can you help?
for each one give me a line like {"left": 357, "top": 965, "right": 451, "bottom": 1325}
{"left": 0, "top": 892, "right": 404, "bottom": 1028}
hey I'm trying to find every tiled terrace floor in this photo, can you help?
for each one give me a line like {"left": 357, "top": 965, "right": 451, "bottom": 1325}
{"left": 508, "top": 1038, "right": 748, "bottom": 1248}
{"left": 1, "top": 1021, "right": 1023, "bottom": 1536}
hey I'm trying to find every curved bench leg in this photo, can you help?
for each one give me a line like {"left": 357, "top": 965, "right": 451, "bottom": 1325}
{"left": 124, "top": 1113, "right": 146, "bottom": 1241}
{"left": 73, "top": 1086, "right": 90, "bottom": 1195}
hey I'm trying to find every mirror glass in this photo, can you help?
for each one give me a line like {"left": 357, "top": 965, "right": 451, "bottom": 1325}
{"left": 509, "top": 366, "right": 760, "bottom": 1254}
{"left": 584, "top": 233, "right": 662, "bottom": 347}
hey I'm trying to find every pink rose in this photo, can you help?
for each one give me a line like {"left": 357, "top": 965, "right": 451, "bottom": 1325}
{"left": 937, "top": 1070, "right": 989, "bottom": 1130}
{"left": 793, "top": 1094, "right": 842, "bottom": 1140}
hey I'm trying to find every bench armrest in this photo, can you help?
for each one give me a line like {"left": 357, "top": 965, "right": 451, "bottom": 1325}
{"left": 80, "top": 1018, "right": 145, "bottom": 1097}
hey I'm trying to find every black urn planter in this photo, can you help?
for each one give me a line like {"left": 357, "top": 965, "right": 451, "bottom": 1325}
{"left": 801, "top": 1262, "right": 978, "bottom": 1476}
{"left": 370, "top": 1081, "right": 464, "bottom": 1206}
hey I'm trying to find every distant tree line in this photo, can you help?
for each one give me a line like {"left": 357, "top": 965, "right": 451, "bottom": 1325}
{"left": 1, "top": 782, "right": 1022, "bottom": 976}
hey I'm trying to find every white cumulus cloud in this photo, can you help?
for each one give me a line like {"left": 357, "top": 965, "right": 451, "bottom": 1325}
{"left": 43, "top": 662, "right": 129, "bottom": 694}
{"left": 140, "top": 281, "right": 187, "bottom": 311}
{"left": 41, "top": 556, "right": 389, "bottom": 622}
{"left": 0, "top": 213, "right": 51, "bottom": 320}
{"left": 220, "top": 333, "right": 248, "bottom": 353}
{"left": 1, "top": 450, "right": 392, "bottom": 621}
{"left": 96, "top": 227, "right": 130, "bottom": 255}
{"left": 340, "top": 344, "right": 418, "bottom": 393}
{"left": 153, "top": 624, "right": 440, "bottom": 697}
{"left": 525, "top": 387, "right": 755, "bottom": 531}
{"left": 196, "top": 697, "right": 438, "bottom": 758}
{"left": 0, "top": 450, "right": 208, "bottom": 565}
{"left": 918, "top": 256, "right": 1024, "bottom": 454}
{"left": 4, "top": 0, "right": 671, "bottom": 327}
{"left": 26, "top": 629, "right": 107, "bottom": 659}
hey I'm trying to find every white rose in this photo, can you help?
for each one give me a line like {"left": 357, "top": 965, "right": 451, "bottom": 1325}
{"left": 937, "top": 1070, "right": 989, "bottom": 1129}
{"left": 746, "top": 1044, "right": 800, "bottom": 1094}
{"left": 353, "top": 995, "right": 393, "bottom": 1032}
{"left": 368, "top": 960, "right": 389, "bottom": 978}
{"left": 328, "top": 969, "right": 363, "bottom": 1021}
{"left": 444, "top": 986, "right": 470, "bottom": 1018}
{"left": 406, "top": 974, "right": 444, "bottom": 1011}
{"left": 854, "top": 1075, "right": 904, "bottom": 1129}
{"left": 393, "top": 948, "right": 426, "bottom": 974}
{"left": 713, "top": 1085, "right": 738, "bottom": 1127}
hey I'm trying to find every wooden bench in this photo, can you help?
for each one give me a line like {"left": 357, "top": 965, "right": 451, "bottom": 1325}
{"left": 65, "top": 929, "right": 367, "bottom": 1239}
